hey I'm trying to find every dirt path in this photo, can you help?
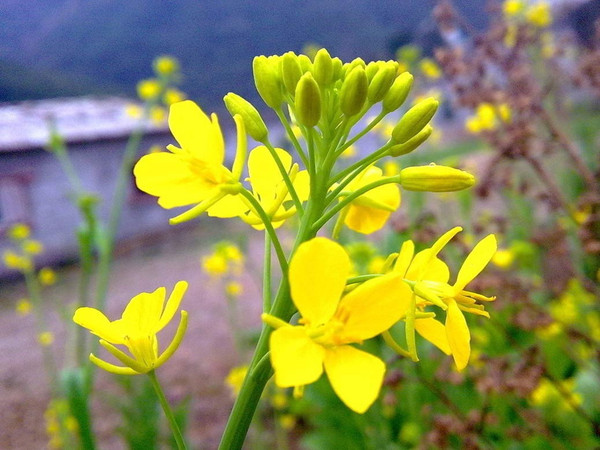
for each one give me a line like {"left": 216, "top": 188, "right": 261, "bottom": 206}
{"left": 0, "top": 220, "right": 267, "bottom": 449}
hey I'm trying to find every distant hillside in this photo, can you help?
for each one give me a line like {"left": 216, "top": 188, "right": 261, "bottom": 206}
{"left": 0, "top": 0, "right": 490, "bottom": 110}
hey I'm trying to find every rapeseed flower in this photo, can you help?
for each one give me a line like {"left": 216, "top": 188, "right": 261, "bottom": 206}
{"left": 263, "top": 237, "right": 411, "bottom": 413}
{"left": 339, "top": 166, "right": 400, "bottom": 234}
{"left": 8, "top": 223, "right": 30, "bottom": 240}
{"left": 16, "top": 298, "right": 32, "bottom": 316}
{"left": 526, "top": 2, "right": 552, "bottom": 28}
{"left": 134, "top": 100, "right": 248, "bottom": 224}
{"left": 73, "top": 281, "right": 188, "bottom": 375}
{"left": 39, "top": 267, "right": 57, "bottom": 286}
{"left": 395, "top": 227, "right": 497, "bottom": 370}
{"left": 22, "top": 240, "right": 43, "bottom": 255}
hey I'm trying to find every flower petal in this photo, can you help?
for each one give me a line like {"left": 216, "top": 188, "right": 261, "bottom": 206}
{"left": 289, "top": 238, "right": 350, "bottom": 326}
{"left": 337, "top": 273, "right": 410, "bottom": 341}
{"left": 415, "top": 317, "right": 451, "bottom": 355}
{"left": 134, "top": 153, "right": 216, "bottom": 208}
{"left": 344, "top": 204, "right": 392, "bottom": 234}
{"left": 169, "top": 101, "right": 224, "bottom": 164}
{"left": 445, "top": 299, "right": 471, "bottom": 370}
{"left": 206, "top": 194, "right": 249, "bottom": 218}
{"left": 157, "top": 281, "right": 188, "bottom": 332}
{"left": 248, "top": 146, "right": 292, "bottom": 203}
{"left": 454, "top": 234, "right": 497, "bottom": 291}
{"left": 407, "top": 250, "right": 449, "bottom": 283}
{"left": 393, "top": 240, "right": 414, "bottom": 277}
{"left": 121, "top": 287, "right": 166, "bottom": 334}
{"left": 73, "top": 307, "right": 124, "bottom": 344}
{"left": 323, "top": 345, "right": 385, "bottom": 414}
{"left": 270, "top": 326, "right": 325, "bottom": 388}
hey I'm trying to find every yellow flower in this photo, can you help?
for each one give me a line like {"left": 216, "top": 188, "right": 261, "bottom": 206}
{"left": 73, "top": 281, "right": 189, "bottom": 375}
{"left": 16, "top": 298, "right": 32, "bottom": 316}
{"left": 3, "top": 250, "right": 32, "bottom": 271}
{"left": 149, "top": 105, "right": 166, "bottom": 124}
{"left": 38, "top": 331, "right": 55, "bottom": 346}
{"left": 39, "top": 267, "right": 57, "bottom": 286}
{"left": 339, "top": 166, "right": 400, "bottom": 234}
{"left": 226, "top": 281, "right": 243, "bottom": 297}
{"left": 22, "top": 240, "right": 44, "bottom": 255}
{"left": 8, "top": 223, "right": 30, "bottom": 240}
{"left": 137, "top": 78, "right": 162, "bottom": 101}
{"left": 263, "top": 238, "right": 411, "bottom": 413}
{"left": 492, "top": 248, "right": 514, "bottom": 268}
{"left": 420, "top": 58, "right": 441, "bottom": 79}
{"left": 163, "top": 88, "right": 185, "bottom": 106}
{"left": 526, "top": 2, "right": 552, "bottom": 28}
{"left": 278, "top": 414, "right": 296, "bottom": 431}
{"left": 202, "top": 253, "right": 229, "bottom": 277}
{"left": 241, "top": 146, "right": 309, "bottom": 229}
{"left": 153, "top": 56, "right": 179, "bottom": 76}
{"left": 134, "top": 100, "right": 248, "bottom": 224}
{"left": 225, "top": 365, "right": 248, "bottom": 397}
{"left": 340, "top": 144, "right": 357, "bottom": 159}
{"left": 503, "top": 0, "right": 525, "bottom": 17}
{"left": 395, "top": 227, "right": 497, "bottom": 370}
{"left": 125, "top": 104, "right": 143, "bottom": 119}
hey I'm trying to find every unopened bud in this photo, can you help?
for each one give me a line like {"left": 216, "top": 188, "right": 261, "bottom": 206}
{"left": 281, "top": 52, "right": 303, "bottom": 95}
{"left": 224, "top": 92, "right": 268, "bottom": 142}
{"left": 382, "top": 72, "right": 414, "bottom": 112}
{"left": 368, "top": 61, "right": 398, "bottom": 103}
{"left": 399, "top": 164, "right": 475, "bottom": 192}
{"left": 298, "top": 54, "right": 313, "bottom": 73}
{"left": 391, "top": 97, "right": 439, "bottom": 144}
{"left": 340, "top": 67, "right": 368, "bottom": 117}
{"left": 253, "top": 55, "right": 283, "bottom": 109}
{"left": 313, "top": 48, "right": 334, "bottom": 86}
{"left": 365, "top": 61, "right": 380, "bottom": 82}
{"left": 331, "top": 57, "right": 343, "bottom": 80}
{"left": 388, "top": 125, "right": 432, "bottom": 157}
{"left": 295, "top": 73, "right": 321, "bottom": 127}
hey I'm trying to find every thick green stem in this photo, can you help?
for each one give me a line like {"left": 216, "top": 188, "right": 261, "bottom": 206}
{"left": 148, "top": 371, "right": 187, "bottom": 450}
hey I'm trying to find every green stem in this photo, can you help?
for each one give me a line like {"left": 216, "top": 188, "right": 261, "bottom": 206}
{"left": 275, "top": 108, "right": 309, "bottom": 168}
{"left": 263, "top": 233, "right": 272, "bottom": 312}
{"left": 263, "top": 140, "right": 304, "bottom": 215}
{"left": 147, "top": 371, "right": 187, "bottom": 450}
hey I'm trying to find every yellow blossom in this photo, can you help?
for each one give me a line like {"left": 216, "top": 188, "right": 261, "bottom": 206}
{"left": 153, "top": 56, "right": 179, "bottom": 76}
{"left": 263, "top": 238, "right": 411, "bottom": 413}
{"left": 340, "top": 144, "right": 357, "bottom": 159}
{"left": 39, "top": 267, "right": 57, "bottom": 286}
{"left": 225, "top": 365, "right": 248, "bottom": 397}
{"left": 394, "top": 227, "right": 497, "bottom": 370}
{"left": 202, "top": 253, "right": 229, "bottom": 277}
{"left": 38, "top": 331, "right": 54, "bottom": 346}
{"left": 504, "top": 24, "right": 518, "bottom": 48}
{"left": 137, "top": 78, "right": 162, "bottom": 101}
{"left": 503, "top": 0, "right": 525, "bottom": 17}
{"left": 3, "top": 250, "right": 32, "bottom": 271}
{"left": 339, "top": 166, "right": 401, "bottom": 234}
{"left": 492, "top": 248, "right": 514, "bottom": 268}
{"left": 125, "top": 104, "right": 143, "bottom": 119}
{"left": 536, "top": 321, "right": 563, "bottom": 340}
{"left": 531, "top": 378, "right": 582, "bottom": 410}
{"left": 225, "top": 281, "right": 243, "bottom": 297}
{"left": 383, "top": 160, "right": 400, "bottom": 176}
{"left": 22, "top": 240, "right": 43, "bottom": 255}
{"left": 163, "top": 88, "right": 185, "bottom": 105}
{"left": 526, "top": 2, "right": 552, "bottom": 28}
{"left": 16, "top": 298, "right": 32, "bottom": 316}
{"left": 8, "top": 223, "right": 30, "bottom": 240}
{"left": 420, "top": 58, "right": 441, "bottom": 79}
{"left": 73, "top": 281, "right": 189, "bottom": 375}
{"left": 134, "top": 100, "right": 248, "bottom": 224}
{"left": 149, "top": 105, "right": 166, "bottom": 124}
{"left": 278, "top": 414, "right": 296, "bottom": 431}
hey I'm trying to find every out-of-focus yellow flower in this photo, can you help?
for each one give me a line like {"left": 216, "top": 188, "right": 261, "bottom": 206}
{"left": 503, "top": 0, "right": 525, "bottom": 17}
{"left": 270, "top": 389, "right": 288, "bottom": 409}
{"left": 202, "top": 253, "right": 229, "bottom": 277}
{"left": 137, "top": 78, "right": 162, "bottom": 101}
{"left": 8, "top": 223, "right": 30, "bottom": 240}
{"left": 163, "top": 88, "right": 185, "bottom": 106}
{"left": 125, "top": 104, "right": 143, "bottom": 119}
{"left": 22, "top": 240, "right": 43, "bottom": 255}
{"left": 531, "top": 378, "right": 582, "bottom": 410}
{"left": 526, "top": 2, "right": 552, "bottom": 28}
{"left": 541, "top": 31, "right": 555, "bottom": 58}
{"left": 420, "top": 58, "right": 441, "bottom": 79}
{"left": 38, "top": 331, "right": 54, "bottom": 346}
{"left": 340, "top": 144, "right": 357, "bottom": 159}
{"left": 134, "top": 100, "right": 248, "bottom": 224}
{"left": 225, "top": 281, "right": 243, "bottom": 297}
{"left": 367, "top": 255, "right": 386, "bottom": 274}
{"left": 149, "top": 106, "right": 166, "bottom": 124}
{"left": 153, "top": 56, "right": 179, "bottom": 76}
{"left": 339, "top": 166, "right": 401, "bottom": 234}
{"left": 536, "top": 321, "right": 563, "bottom": 340}
{"left": 225, "top": 365, "right": 248, "bottom": 397}
{"left": 39, "top": 267, "right": 57, "bottom": 286}
{"left": 465, "top": 103, "right": 511, "bottom": 133}
{"left": 492, "top": 248, "right": 514, "bottom": 268}
{"left": 383, "top": 160, "right": 400, "bottom": 177}
{"left": 3, "top": 250, "right": 32, "bottom": 271}
{"left": 504, "top": 24, "right": 518, "bottom": 48}
{"left": 73, "top": 281, "right": 188, "bottom": 375}
{"left": 45, "top": 399, "right": 77, "bottom": 449}
{"left": 278, "top": 414, "right": 296, "bottom": 431}
{"left": 16, "top": 298, "right": 32, "bottom": 316}
{"left": 263, "top": 238, "right": 410, "bottom": 413}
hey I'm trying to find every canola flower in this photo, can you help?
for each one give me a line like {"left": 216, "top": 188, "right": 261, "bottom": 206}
{"left": 8, "top": 223, "right": 31, "bottom": 240}
{"left": 73, "top": 281, "right": 188, "bottom": 375}
{"left": 393, "top": 227, "right": 497, "bottom": 370}
{"left": 526, "top": 2, "right": 552, "bottom": 28}
{"left": 263, "top": 238, "right": 412, "bottom": 413}
{"left": 465, "top": 103, "right": 511, "bottom": 134}
{"left": 16, "top": 298, "right": 32, "bottom": 316}
{"left": 39, "top": 267, "right": 57, "bottom": 286}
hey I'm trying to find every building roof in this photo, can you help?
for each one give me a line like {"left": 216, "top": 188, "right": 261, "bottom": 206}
{"left": 0, "top": 96, "right": 169, "bottom": 152}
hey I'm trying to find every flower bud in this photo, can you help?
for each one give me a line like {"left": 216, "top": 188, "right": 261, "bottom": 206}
{"left": 331, "top": 57, "right": 343, "bottom": 80}
{"left": 391, "top": 97, "right": 439, "bottom": 144}
{"left": 313, "top": 48, "right": 334, "bottom": 86}
{"left": 388, "top": 125, "right": 432, "bottom": 157}
{"left": 295, "top": 72, "right": 321, "bottom": 127}
{"left": 365, "top": 61, "right": 380, "bottom": 82}
{"left": 382, "top": 72, "right": 414, "bottom": 112}
{"left": 281, "top": 52, "right": 303, "bottom": 96}
{"left": 298, "top": 54, "right": 313, "bottom": 73}
{"left": 224, "top": 92, "right": 268, "bottom": 142}
{"left": 253, "top": 55, "right": 283, "bottom": 109}
{"left": 368, "top": 61, "right": 398, "bottom": 103}
{"left": 399, "top": 164, "right": 475, "bottom": 192}
{"left": 339, "top": 67, "right": 368, "bottom": 117}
